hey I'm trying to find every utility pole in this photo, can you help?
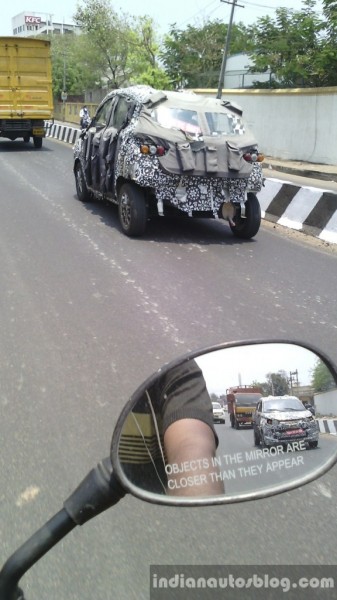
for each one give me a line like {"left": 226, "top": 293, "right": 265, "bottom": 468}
{"left": 216, "top": 0, "right": 244, "bottom": 99}
{"left": 289, "top": 370, "right": 299, "bottom": 394}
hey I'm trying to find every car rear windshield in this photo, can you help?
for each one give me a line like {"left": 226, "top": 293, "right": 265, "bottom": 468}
{"left": 151, "top": 105, "right": 244, "bottom": 136}
{"left": 205, "top": 111, "right": 243, "bottom": 136}
{"left": 151, "top": 106, "right": 201, "bottom": 135}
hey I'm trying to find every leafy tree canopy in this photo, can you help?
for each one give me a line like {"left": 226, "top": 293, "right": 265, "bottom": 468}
{"left": 248, "top": 0, "right": 337, "bottom": 87}
{"left": 160, "top": 20, "right": 252, "bottom": 89}
{"left": 73, "top": 0, "right": 166, "bottom": 89}
{"left": 311, "top": 359, "right": 336, "bottom": 392}
{"left": 252, "top": 371, "right": 290, "bottom": 397}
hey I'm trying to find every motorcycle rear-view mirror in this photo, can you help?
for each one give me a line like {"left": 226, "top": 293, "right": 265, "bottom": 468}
{"left": 111, "top": 340, "right": 337, "bottom": 506}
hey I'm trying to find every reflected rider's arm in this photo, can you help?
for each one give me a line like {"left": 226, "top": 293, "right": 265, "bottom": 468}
{"left": 164, "top": 418, "right": 224, "bottom": 497}
{"left": 159, "top": 359, "right": 224, "bottom": 497}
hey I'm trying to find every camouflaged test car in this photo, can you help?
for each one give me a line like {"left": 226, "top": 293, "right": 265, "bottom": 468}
{"left": 73, "top": 85, "right": 264, "bottom": 238}
{"left": 253, "top": 396, "right": 319, "bottom": 449}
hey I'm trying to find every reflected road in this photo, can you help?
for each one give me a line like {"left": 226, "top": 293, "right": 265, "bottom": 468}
{"left": 215, "top": 420, "right": 337, "bottom": 495}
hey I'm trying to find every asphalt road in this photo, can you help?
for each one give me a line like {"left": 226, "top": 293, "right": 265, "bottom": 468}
{"left": 1, "top": 138, "right": 337, "bottom": 600}
{"left": 215, "top": 423, "right": 337, "bottom": 496}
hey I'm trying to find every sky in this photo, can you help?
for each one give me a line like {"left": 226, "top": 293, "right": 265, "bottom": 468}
{"left": 196, "top": 343, "right": 320, "bottom": 395}
{"left": 0, "top": 0, "right": 324, "bottom": 37}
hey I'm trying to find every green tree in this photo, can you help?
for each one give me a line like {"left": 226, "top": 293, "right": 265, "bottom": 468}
{"left": 267, "top": 371, "right": 290, "bottom": 396}
{"left": 160, "top": 20, "right": 252, "bottom": 89}
{"left": 49, "top": 33, "right": 93, "bottom": 98}
{"left": 311, "top": 359, "right": 336, "bottom": 392}
{"left": 248, "top": 0, "right": 324, "bottom": 87}
{"left": 252, "top": 372, "right": 289, "bottom": 396}
{"left": 74, "top": 0, "right": 134, "bottom": 88}
{"left": 126, "top": 16, "right": 172, "bottom": 88}
{"left": 74, "top": 0, "right": 164, "bottom": 89}
{"left": 317, "top": 0, "right": 337, "bottom": 85}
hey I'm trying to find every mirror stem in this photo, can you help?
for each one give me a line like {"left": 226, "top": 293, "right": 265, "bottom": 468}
{"left": 64, "top": 457, "right": 126, "bottom": 525}
{"left": 0, "top": 459, "right": 125, "bottom": 599}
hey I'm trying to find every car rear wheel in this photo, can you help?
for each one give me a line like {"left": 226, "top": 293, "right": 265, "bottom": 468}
{"left": 118, "top": 183, "right": 147, "bottom": 237}
{"left": 75, "top": 162, "right": 92, "bottom": 203}
{"left": 33, "top": 136, "right": 43, "bottom": 149}
{"left": 309, "top": 441, "right": 318, "bottom": 449}
{"left": 229, "top": 192, "right": 261, "bottom": 239}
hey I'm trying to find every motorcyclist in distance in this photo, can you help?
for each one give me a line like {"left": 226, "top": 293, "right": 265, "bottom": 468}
{"left": 79, "top": 105, "right": 90, "bottom": 129}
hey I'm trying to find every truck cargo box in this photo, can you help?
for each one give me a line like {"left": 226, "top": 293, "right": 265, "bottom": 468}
{"left": 0, "top": 36, "right": 54, "bottom": 147}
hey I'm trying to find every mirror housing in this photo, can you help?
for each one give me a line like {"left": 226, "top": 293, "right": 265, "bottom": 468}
{"left": 111, "top": 340, "right": 337, "bottom": 506}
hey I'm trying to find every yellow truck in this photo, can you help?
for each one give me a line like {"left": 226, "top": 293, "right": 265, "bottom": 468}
{"left": 227, "top": 385, "right": 262, "bottom": 429}
{"left": 0, "top": 37, "right": 53, "bottom": 148}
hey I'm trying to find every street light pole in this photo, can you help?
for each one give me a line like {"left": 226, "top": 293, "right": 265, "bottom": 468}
{"left": 216, "top": 0, "right": 244, "bottom": 99}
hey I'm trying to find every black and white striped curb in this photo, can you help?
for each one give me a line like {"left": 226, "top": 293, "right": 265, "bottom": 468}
{"left": 45, "top": 122, "right": 337, "bottom": 244}
{"left": 317, "top": 419, "right": 337, "bottom": 435}
{"left": 259, "top": 178, "right": 337, "bottom": 245}
{"left": 45, "top": 121, "right": 80, "bottom": 145}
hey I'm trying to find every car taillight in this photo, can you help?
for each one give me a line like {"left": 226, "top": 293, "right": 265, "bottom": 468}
{"left": 243, "top": 152, "right": 265, "bottom": 163}
{"left": 140, "top": 144, "right": 166, "bottom": 156}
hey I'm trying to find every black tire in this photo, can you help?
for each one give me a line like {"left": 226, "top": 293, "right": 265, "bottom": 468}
{"left": 75, "top": 162, "right": 92, "bottom": 203}
{"left": 309, "top": 441, "right": 318, "bottom": 449}
{"left": 230, "top": 414, "right": 234, "bottom": 428}
{"left": 235, "top": 419, "right": 240, "bottom": 430}
{"left": 23, "top": 134, "right": 30, "bottom": 143}
{"left": 229, "top": 192, "right": 261, "bottom": 239}
{"left": 254, "top": 428, "right": 261, "bottom": 447}
{"left": 118, "top": 183, "right": 147, "bottom": 237}
{"left": 33, "top": 136, "right": 43, "bottom": 149}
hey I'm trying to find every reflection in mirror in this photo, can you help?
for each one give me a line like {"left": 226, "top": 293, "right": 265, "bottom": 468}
{"left": 114, "top": 343, "right": 337, "bottom": 502}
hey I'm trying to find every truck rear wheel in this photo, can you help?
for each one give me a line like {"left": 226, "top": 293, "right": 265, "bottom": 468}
{"left": 33, "top": 136, "right": 43, "bottom": 149}
{"left": 23, "top": 134, "right": 30, "bottom": 143}
{"left": 235, "top": 419, "right": 240, "bottom": 429}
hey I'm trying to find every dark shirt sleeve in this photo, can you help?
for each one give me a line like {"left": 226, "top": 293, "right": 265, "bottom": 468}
{"left": 156, "top": 359, "right": 218, "bottom": 444}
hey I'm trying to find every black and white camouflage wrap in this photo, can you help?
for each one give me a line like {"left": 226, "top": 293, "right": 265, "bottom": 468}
{"left": 74, "top": 85, "right": 264, "bottom": 217}
{"left": 261, "top": 409, "right": 320, "bottom": 446}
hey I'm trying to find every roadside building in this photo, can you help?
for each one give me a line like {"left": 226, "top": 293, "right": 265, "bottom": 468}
{"left": 224, "top": 53, "right": 272, "bottom": 89}
{"left": 12, "top": 12, "right": 80, "bottom": 37}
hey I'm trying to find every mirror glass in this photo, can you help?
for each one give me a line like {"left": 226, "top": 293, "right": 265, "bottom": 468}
{"left": 112, "top": 343, "right": 337, "bottom": 504}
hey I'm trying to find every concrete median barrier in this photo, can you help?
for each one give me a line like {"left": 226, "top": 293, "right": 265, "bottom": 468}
{"left": 260, "top": 179, "right": 337, "bottom": 245}
{"left": 317, "top": 419, "right": 337, "bottom": 435}
{"left": 45, "top": 121, "right": 80, "bottom": 145}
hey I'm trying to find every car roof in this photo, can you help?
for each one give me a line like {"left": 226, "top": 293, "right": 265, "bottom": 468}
{"left": 262, "top": 395, "right": 300, "bottom": 401}
{"left": 100, "top": 85, "right": 243, "bottom": 115}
